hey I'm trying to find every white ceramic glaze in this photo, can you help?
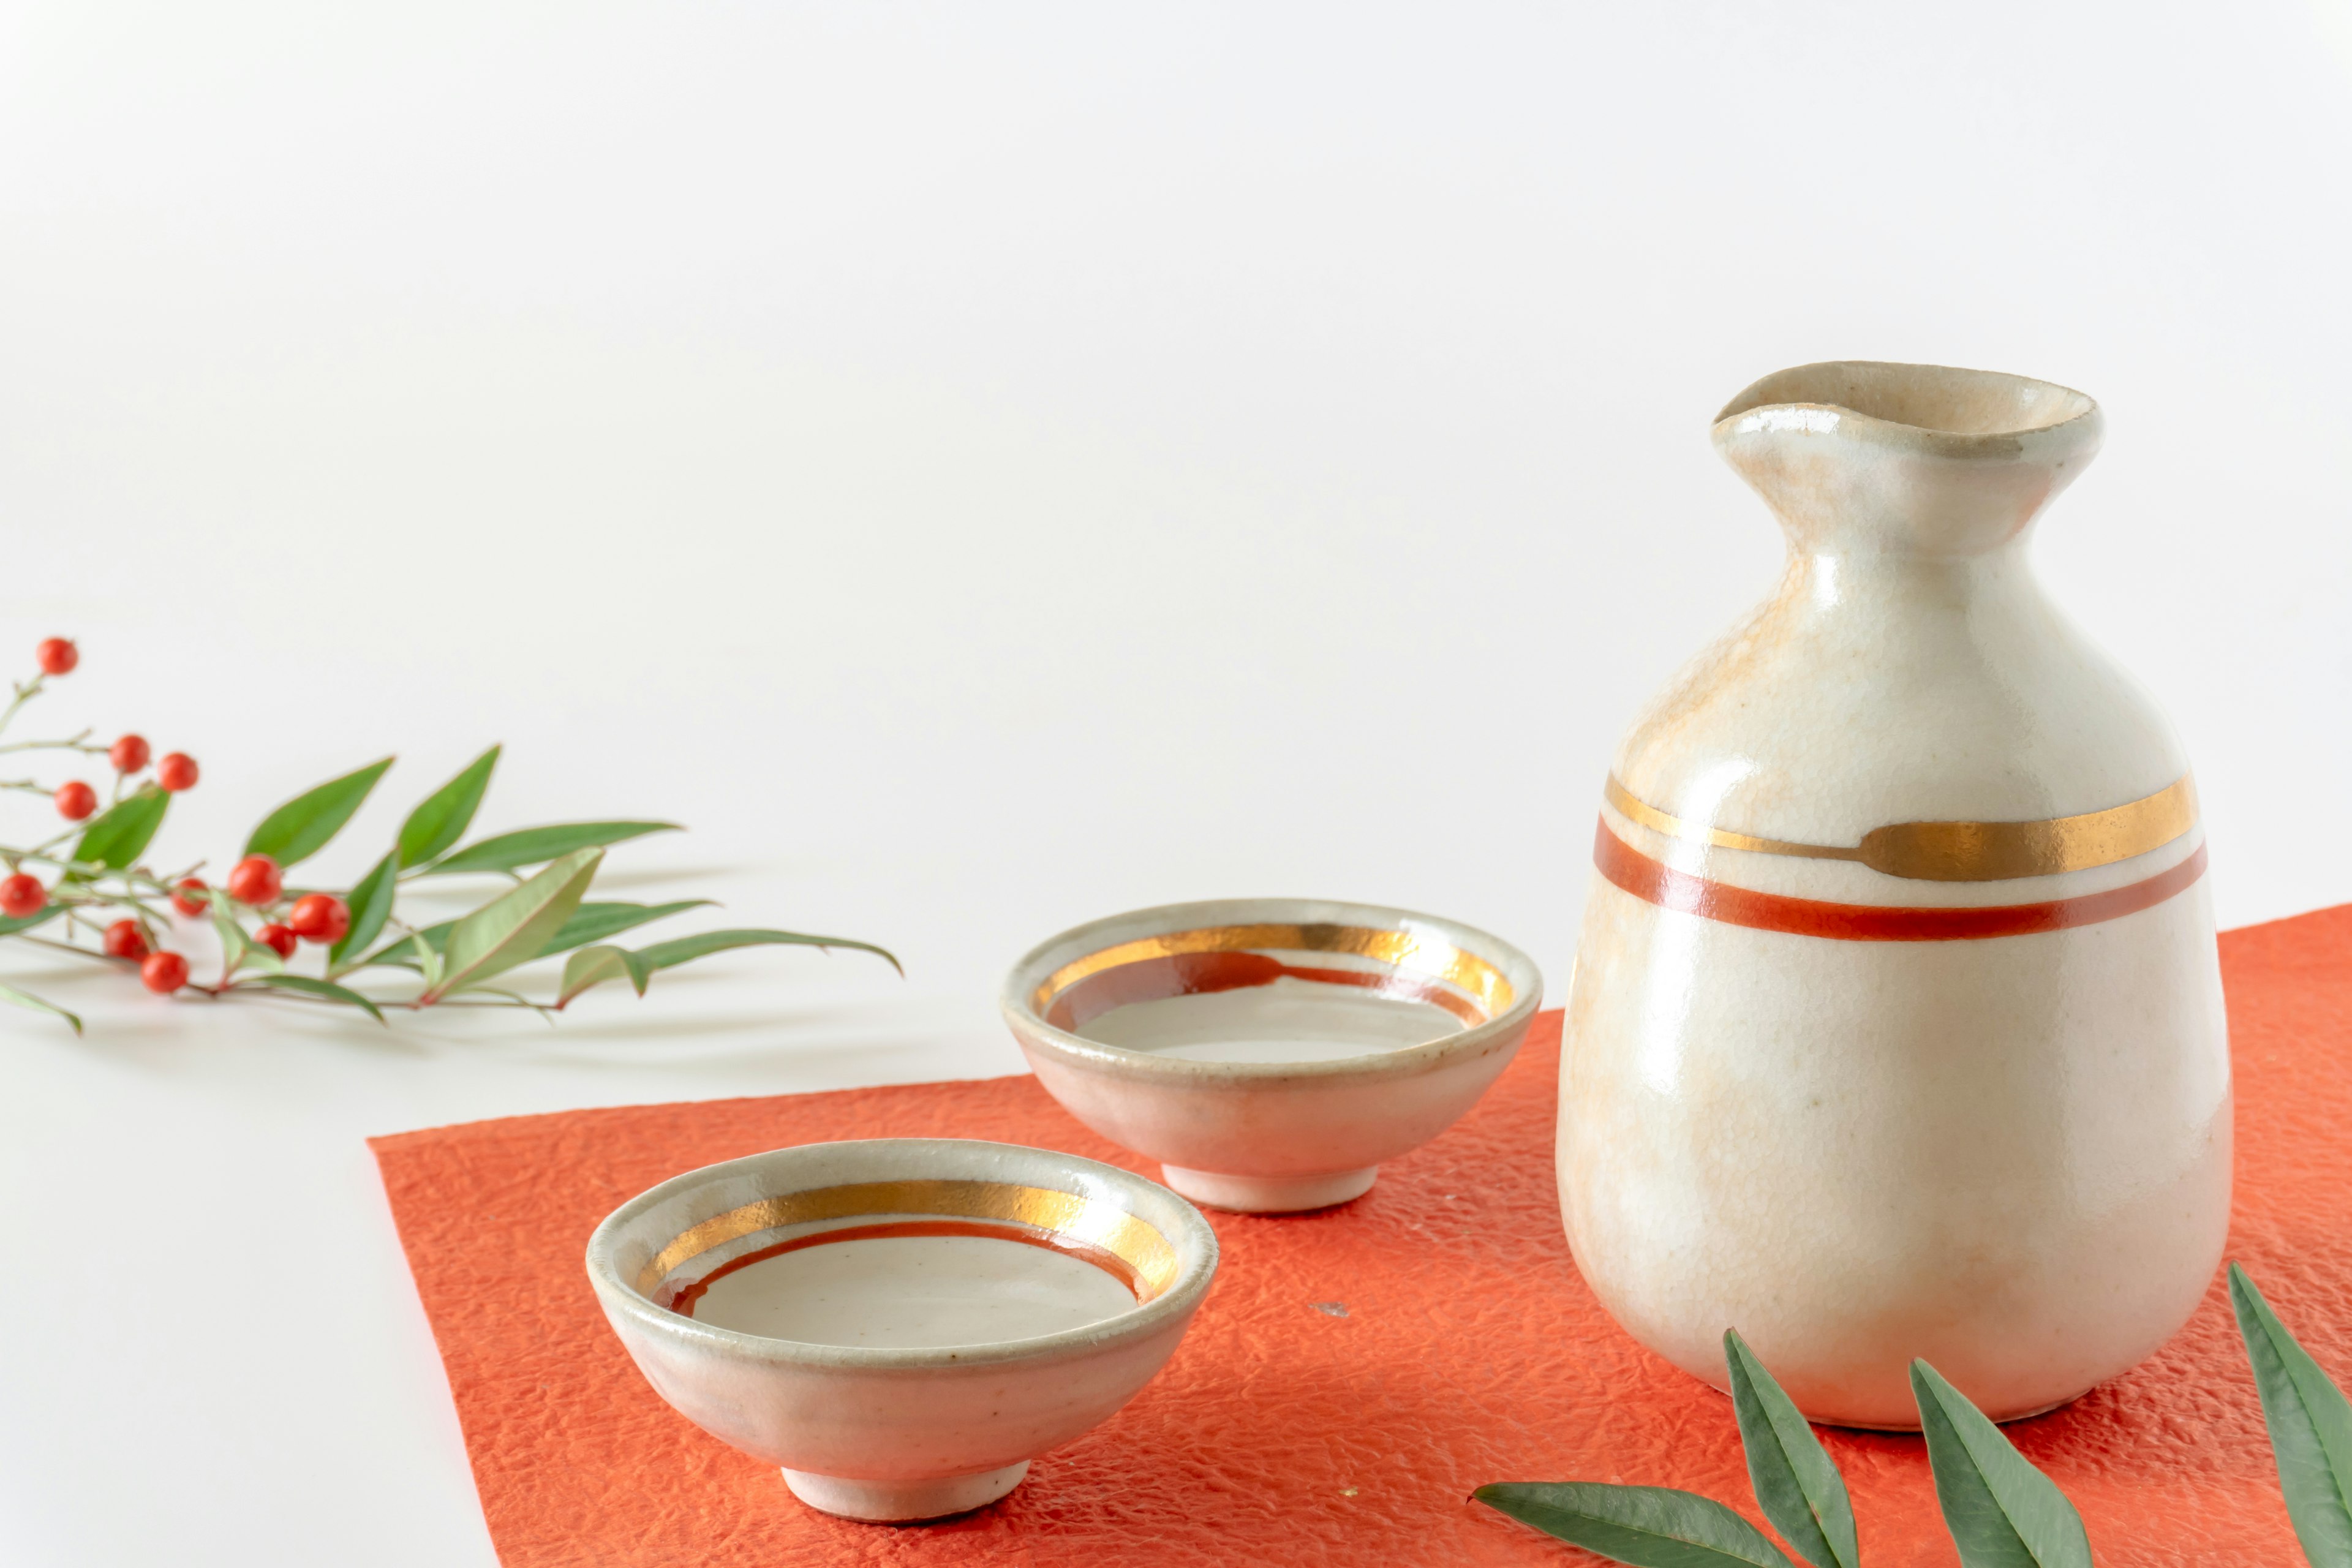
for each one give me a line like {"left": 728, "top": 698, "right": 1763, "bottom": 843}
{"left": 690, "top": 1234, "right": 1141, "bottom": 1344}
{"left": 1002, "top": 897, "right": 1544, "bottom": 1212}
{"left": 1559, "top": 362, "right": 2230, "bottom": 1427}
{"left": 586, "top": 1138, "right": 1218, "bottom": 1521}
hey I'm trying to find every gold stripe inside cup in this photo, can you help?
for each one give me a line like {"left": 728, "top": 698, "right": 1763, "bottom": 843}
{"left": 1031, "top": 922, "right": 1516, "bottom": 1021}
{"left": 635, "top": 1179, "right": 1182, "bottom": 1302}
{"left": 1604, "top": 774, "right": 2197, "bottom": 882}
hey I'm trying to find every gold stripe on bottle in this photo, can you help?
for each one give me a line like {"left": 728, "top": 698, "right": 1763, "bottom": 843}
{"left": 1604, "top": 774, "right": 2197, "bottom": 882}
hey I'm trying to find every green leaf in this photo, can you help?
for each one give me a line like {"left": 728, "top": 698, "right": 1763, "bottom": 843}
{"left": 244, "top": 756, "right": 394, "bottom": 868}
{"left": 364, "top": 901, "right": 715, "bottom": 971}
{"left": 557, "top": 944, "right": 655, "bottom": 1007}
{"left": 552, "top": 928, "right": 899, "bottom": 1008}
{"left": 415, "top": 938, "right": 447, "bottom": 995}
{"left": 424, "top": 848, "right": 601, "bottom": 1001}
{"left": 1474, "top": 1483, "right": 1796, "bottom": 1568}
{"left": 398, "top": 745, "right": 499, "bottom": 869}
{"left": 330, "top": 851, "right": 401, "bottom": 973}
{"left": 246, "top": 973, "right": 386, "bottom": 1023}
{"left": 421, "top": 820, "right": 677, "bottom": 876}
{"left": 538, "top": 899, "right": 712, "bottom": 958}
{"left": 209, "top": 892, "right": 252, "bottom": 977}
{"left": 634, "top": 927, "right": 902, "bottom": 976}
{"left": 0, "top": 982, "right": 82, "bottom": 1035}
{"left": 70, "top": 786, "right": 170, "bottom": 875}
{"left": 0, "top": 905, "right": 66, "bottom": 937}
{"left": 355, "top": 920, "right": 454, "bottom": 970}
{"left": 2231, "top": 1264, "right": 2352, "bottom": 1567}
{"left": 1726, "top": 1331, "right": 1859, "bottom": 1568}
{"left": 1910, "top": 1360, "right": 2092, "bottom": 1568}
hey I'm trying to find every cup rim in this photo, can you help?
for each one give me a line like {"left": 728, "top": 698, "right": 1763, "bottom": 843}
{"left": 586, "top": 1137, "right": 1220, "bottom": 1371}
{"left": 999, "top": 895, "right": 1545, "bottom": 1084}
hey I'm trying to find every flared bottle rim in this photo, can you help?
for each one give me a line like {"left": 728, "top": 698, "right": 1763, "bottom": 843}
{"left": 1713, "top": 361, "right": 2100, "bottom": 456}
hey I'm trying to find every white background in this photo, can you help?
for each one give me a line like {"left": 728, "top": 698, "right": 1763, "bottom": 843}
{"left": 4, "top": 4, "right": 2350, "bottom": 1562}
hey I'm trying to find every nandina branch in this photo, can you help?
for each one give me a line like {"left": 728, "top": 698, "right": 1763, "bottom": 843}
{"left": 0, "top": 635, "right": 894, "bottom": 1030}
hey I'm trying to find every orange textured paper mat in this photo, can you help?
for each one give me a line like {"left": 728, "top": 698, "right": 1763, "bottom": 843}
{"left": 370, "top": 905, "right": 2352, "bottom": 1566}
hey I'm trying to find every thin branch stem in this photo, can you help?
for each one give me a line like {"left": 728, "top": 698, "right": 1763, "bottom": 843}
{"left": 0, "top": 733, "right": 106, "bottom": 756}
{"left": 0, "top": 676, "right": 46, "bottom": 741}
{"left": 17, "top": 933, "right": 123, "bottom": 967}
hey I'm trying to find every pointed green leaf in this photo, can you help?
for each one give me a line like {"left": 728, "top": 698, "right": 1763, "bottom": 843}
{"left": 557, "top": 944, "right": 656, "bottom": 1007}
{"left": 246, "top": 973, "right": 386, "bottom": 1023}
{"left": 1911, "top": 1360, "right": 2092, "bottom": 1568}
{"left": 70, "top": 786, "right": 170, "bottom": 875}
{"left": 0, "top": 982, "right": 82, "bottom": 1034}
{"left": 1474, "top": 1483, "right": 1796, "bottom": 1567}
{"left": 424, "top": 848, "right": 601, "bottom": 1001}
{"left": 537, "top": 900, "right": 713, "bottom": 959}
{"left": 415, "top": 938, "right": 447, "bottom": 995}
{"left": 398, "top": 745, "right": 499, "bottom": 869}
{"left": 1726, "top": 1331, "right": 1859, "bottom": 1568}
{"left": 330, "top": 851, "right": 401, "bottom": 973}
{"left": 0, "top": 905, "right": 66, "bottom": 937}
{"left": 633, "top": 927, "right": 902, "bottom": 976}
{"left": 355, "top": 920, "right": 454, "bottom": 970}
{"left": 553, "top": 927, "right": 899, "bottom": 1006}
{"left": 209, "top": 891, "right": 252, "bottom": 978}
{"left": 361, "top": 901, "right": 739, "bottom": 973}
{"left": 2231, "top": 1264, "right": 2352, "bottom": 1567}
{"left": 421, "top": 821, "right": 677, "bottom": 876}
{"left": 244, "top": 756, "right": 394, "bottom": 867}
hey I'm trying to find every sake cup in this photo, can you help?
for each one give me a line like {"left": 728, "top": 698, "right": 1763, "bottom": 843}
{"left": 586, "top": 1137, "right": 1219, "bottom": 1522}
{"left": 1001, "top": 898, "right": 1544, "bottom": 1212}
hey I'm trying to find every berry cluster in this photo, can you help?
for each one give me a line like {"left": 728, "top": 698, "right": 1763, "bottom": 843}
{"left": 1, "top": 639, "right": 342, "bottom": 1002}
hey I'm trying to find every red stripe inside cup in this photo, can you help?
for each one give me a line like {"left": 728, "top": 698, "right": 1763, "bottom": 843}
{"left": 663, "top": 1219, "right": 1147, "bottom": 1317}
{"left": 1043, "top": 950, "right": 1485, "bottom": 1031}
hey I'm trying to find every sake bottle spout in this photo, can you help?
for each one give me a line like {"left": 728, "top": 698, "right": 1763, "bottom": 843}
{"left": 1711, "top": 361, "right": 2103, "bottom": 560}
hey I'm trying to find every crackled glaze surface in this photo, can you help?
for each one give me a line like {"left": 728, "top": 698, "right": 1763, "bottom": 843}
{"left": 1558, "top": 362, "right": 2231, "bottom": 1427}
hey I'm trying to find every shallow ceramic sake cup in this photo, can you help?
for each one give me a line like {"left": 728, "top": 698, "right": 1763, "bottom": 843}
{"left": 1001, "top": 898, "right": 1544, "bottom": 1212}
{"left": 586, "top": 1137, "right": 1219, "bottom": 1522}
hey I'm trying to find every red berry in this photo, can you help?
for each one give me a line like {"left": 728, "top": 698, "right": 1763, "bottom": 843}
{"left": 172, "top": 878, "right": 210, "bottom": 916}
{"left": 104, "top": 919, "right": 151, "bottom": 960}
{"left": 255, "top": 922, "right": 299, "bottom": 959}
{"left": 226, "top": 854, "right": 282, "bottom": 905}
{"left": 287, "top": 893, "right": 352, "bottom": 944}
{"left": 141, "top": 951, "right": 190, "bottom": 993}
{"left": 36, "top": 638, "right": 77, "bottom": 676}
{"left": 0, "top": 873, "right": 45, "bottom": 919}
{"left": 156, "top": 752, "right": 198, "bottom": 791}
{"left": 53, "top": 780, "right": 97, "bottom": 821}
{"left": 110, "top": 734, "right": 151, "bottom": 773}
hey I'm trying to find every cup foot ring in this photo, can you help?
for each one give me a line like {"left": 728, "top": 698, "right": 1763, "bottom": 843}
{"left": 782, "top": 1461, "right": 1030, "bottom": 1522}
{"left": 1158, "top": 1165, "right": 1378, "bottom": 1212}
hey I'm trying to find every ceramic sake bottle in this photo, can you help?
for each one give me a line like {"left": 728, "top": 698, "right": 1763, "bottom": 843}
{"left": 1558, "top": 361, "right": 2229, "bottom": 1428}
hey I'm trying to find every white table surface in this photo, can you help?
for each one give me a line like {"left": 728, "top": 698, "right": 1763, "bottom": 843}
{"left": 4, "top": 4, "right": 2350, "bottom": 1562}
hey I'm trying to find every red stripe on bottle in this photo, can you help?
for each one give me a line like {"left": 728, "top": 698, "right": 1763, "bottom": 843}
{"left": 1593, "top": 819, "right": 2206, "bottom": 941}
